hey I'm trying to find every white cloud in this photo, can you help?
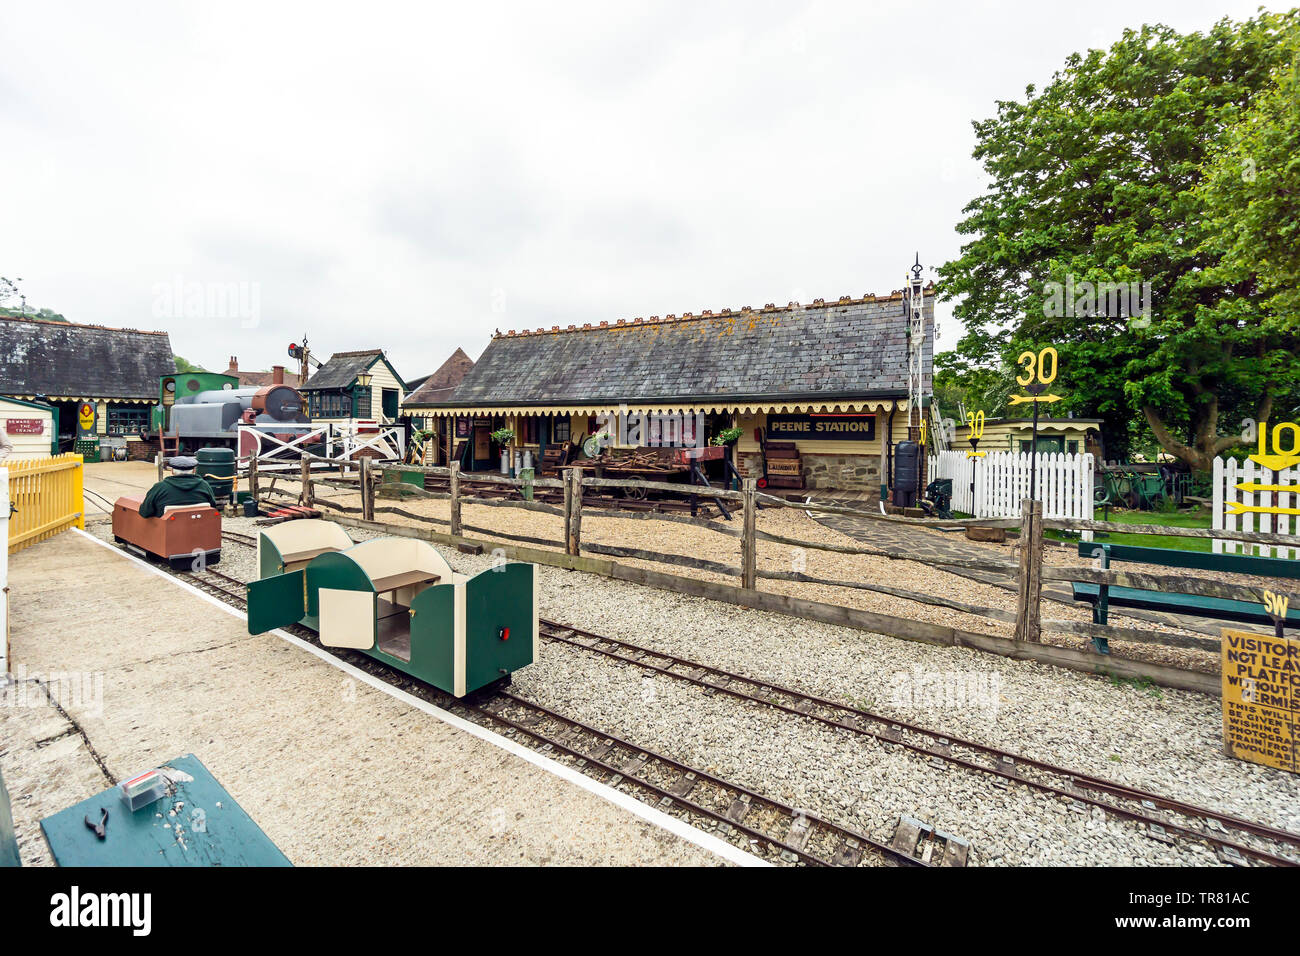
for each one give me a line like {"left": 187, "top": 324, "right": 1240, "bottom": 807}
{"left": 0, "top": 0, "right": 1280, "bottom": 379}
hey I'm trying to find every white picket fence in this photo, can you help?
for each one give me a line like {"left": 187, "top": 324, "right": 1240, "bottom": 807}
{"left": 928, "top": 450, "right": 1095, "bottom": 534}
{"left": 1212, "top": 457, "right": 1298, "bottom": 559}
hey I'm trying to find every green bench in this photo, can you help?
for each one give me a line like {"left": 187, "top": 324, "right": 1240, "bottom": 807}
{"left": 1072, "top": 542, "right": 1299, "bottom": 654}
{"left": 1074, "top": 541, "right": 1300, "bottom": 580}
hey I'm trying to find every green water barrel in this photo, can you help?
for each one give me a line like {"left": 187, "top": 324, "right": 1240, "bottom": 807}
{"left": 197, "top": 446, "right": 236, "bottom": 500}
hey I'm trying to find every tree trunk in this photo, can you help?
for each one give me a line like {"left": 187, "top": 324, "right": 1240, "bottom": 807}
{"left": 1142, "top": 391, "right": 1273, "bottom": 473}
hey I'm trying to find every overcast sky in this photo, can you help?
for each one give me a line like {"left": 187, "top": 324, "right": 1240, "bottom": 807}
{"left": 0, "top": 1, "right": 1284, "bottom": 381}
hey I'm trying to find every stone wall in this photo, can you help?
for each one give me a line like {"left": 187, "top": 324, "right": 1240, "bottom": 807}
{"left": 803, "top": 454, "right": 881, "bottom": 490}
{"left": 736, "top": 451, "right": 882, "bottom": 491}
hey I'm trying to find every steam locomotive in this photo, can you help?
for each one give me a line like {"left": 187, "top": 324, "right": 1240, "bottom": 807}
{"left": 148, "top": 371, "right": 314, "bottom": 455}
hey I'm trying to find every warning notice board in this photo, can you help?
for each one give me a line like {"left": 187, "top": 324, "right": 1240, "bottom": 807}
{"left": 1221, "top": 628, "right": 1299, "bottom": 772}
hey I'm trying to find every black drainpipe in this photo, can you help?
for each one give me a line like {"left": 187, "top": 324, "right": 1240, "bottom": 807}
{"left": 886, "top": 401, "right": 897, "bottom": 489}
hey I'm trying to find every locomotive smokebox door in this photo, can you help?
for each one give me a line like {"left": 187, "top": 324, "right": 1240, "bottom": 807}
{"left": 247, "top": 570, "right": 306, "bottom": 634}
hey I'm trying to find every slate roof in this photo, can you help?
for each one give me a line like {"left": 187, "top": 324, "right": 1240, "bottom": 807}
{"left": 404, "top": 348, "right": 475, "bottom": 406}
{"left": 234, "top": 369, "right": 305, "bottom": 388}
{"left": 441, "top": 290, "right": 934, "bottom": 407}
{"left": 0, "top": 316, "right": 174, "bottom": 399}
{"left": 304, "top": 349, "right": 403, "bottom": 391}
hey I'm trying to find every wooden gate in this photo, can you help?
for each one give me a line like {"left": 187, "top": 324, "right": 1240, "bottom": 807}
{"left": 6, "top": 453, "right": 85, "bottom": 554}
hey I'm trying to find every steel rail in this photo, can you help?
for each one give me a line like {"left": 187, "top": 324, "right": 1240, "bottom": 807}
{"left": 159, "top": 554, "right": 914, "bottom": 866}
{"left": 468, "top": 690, "right": 930, "bottom": 867}
{"left": 184, "top": 534, "right": 1300, "bottom": 864}
{"left": 539, "top": 618, "right": 1300, "bottom": 867}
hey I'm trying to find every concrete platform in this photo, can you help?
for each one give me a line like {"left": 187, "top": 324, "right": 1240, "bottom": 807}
{"left": 1, "top": 530, "right": 749, "bottom": 866}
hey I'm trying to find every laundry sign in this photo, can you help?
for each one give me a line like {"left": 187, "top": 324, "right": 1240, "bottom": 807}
{"left": 767, "top": 413, "right": 875, "bottom": 442}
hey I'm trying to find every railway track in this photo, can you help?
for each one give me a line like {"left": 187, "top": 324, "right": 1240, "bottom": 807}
{"left": 174, "top": 535, "right": 940, "bottom": 865}
{"left": 415, "top": 477, "right": 726, "bottom": 517}
{"left": 188, "top": 565, "right": 252, "bottom": 607}
{"left": 537, "top": 618, "right": 1300, "bottom": 867}
{"left": 455, "top": 690, "right": 938, "bottom": 867}
{"left": 186, "top": 531, "right": 1300, "bottom": 866}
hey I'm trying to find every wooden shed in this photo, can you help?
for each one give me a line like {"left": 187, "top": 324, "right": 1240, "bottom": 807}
{"left": 0, "top": 396, "right": 57, "bottom": 459}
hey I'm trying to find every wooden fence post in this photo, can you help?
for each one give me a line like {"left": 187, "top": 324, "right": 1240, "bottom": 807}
{"left": 741, "top": 477, "right": 757, "bottom": 589}
{"left": 248, "top": 453, "right": 259, "bottom": 505}
{"left": 300, "top": 456, "right": 313, "bottom": 508}
{"left": 1014, "top": 497, "right": 1043, "bottom": 643}
{"left": 566, "top": 467, "right": 583, "bottom": 556}
{"left": 360, "top": 456, "right": 373, "bottom": 521}
{"left": 449, "top": 462, "right": 462, "bottom": 537}
{"left": 156, "top": 452, "right": 164, "bottom": 482}
{"left": 562, "top": 466, "right": 573, "bottom": 544}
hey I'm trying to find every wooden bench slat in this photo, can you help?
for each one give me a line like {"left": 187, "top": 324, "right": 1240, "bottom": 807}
{"left": 370, "top": 570, "right": 440, "bottom": 592}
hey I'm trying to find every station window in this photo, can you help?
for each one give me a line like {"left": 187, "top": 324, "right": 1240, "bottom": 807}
{"left": 520, "top": 417, "right": 538, "bottom": 444}
{"left": 106, "top": 405, "right": 149, "bottom": 435}
{"left": 1020, "top": 437, "right": 1065, "bottom": 454}
{"left": 553, "top": 417, "right": 570, "bottom": 442}
{"left": 310, "top": 391, "right": 353, "bottom": 418}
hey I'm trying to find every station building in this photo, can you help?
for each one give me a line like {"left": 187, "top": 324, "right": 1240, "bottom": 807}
{"left": 301, "top": 349, "right": 407, "bottom": 426}
{"left": 948, "top": 416, "right": 1102, "bottom": 457}
{"left": 401, "top": 349, "right": 476, "bottom": 461}
{"left": 0, "top": 316, "right": 174, "bottom": 458}
{"left": 412, "top": 289, "right": 935, "bottom": 492}
{"left": 0, "top": 396, "right": 57, "bottom": 458}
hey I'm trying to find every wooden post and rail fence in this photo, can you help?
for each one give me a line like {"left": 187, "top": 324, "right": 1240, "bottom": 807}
{"left": 229, "top": 453, "right": 1300, "bottom": 694}
{"left": 0, "top": 447, "right": 1289, "bottom": 696}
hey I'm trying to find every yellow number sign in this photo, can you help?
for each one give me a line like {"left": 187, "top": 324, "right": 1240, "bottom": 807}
{"left": 1229, "top": 420, "right": 1300, "bottom": 516}
{"left": 1015, "top": 346, "right": 1058, "bottom": 387}
{"left": 1248, "top": 421, "right": 1300, "bottom": 472}
{"left": 1008, "top": 347, "right": 1063, "bottom": 406}
{"left": 965, "top": 410, "right": 986, "bottom": 458}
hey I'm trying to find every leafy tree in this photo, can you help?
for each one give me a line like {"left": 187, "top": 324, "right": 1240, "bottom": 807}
{"left": 937, "top": 12, "right": 1300, "bottom": 471}
{"left": 174, "top": 355, "right": 206, "bottom": 373}
{"left": 1197, "top": 32, "right": 1300, "bottom": 432}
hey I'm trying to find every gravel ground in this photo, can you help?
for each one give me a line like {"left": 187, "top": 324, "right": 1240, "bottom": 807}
{"left": 87, "top": 513, "right": 1300, "bottom": 866}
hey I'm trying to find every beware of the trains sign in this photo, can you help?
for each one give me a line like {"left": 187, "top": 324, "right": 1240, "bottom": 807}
{"left": 1221, "top": 628, "right": 1298, "bottom": 772}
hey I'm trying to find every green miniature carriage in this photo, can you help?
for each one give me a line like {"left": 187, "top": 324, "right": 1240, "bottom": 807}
{"left": 247, "top": 519, "right": 536, "bottom": 697}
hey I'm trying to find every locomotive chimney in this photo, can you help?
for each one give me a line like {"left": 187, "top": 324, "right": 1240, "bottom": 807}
{"left": 271, "top": 364, "right": 285, "bottom": 385}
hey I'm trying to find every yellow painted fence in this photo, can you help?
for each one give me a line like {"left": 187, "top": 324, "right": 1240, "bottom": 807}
{"left": 7, "top": 454, "right": 84, "bottom": 554}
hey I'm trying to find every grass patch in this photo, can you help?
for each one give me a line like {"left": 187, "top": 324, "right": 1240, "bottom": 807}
{"left": 1047, "top": 506, "right": 1215, "bottom": 552}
